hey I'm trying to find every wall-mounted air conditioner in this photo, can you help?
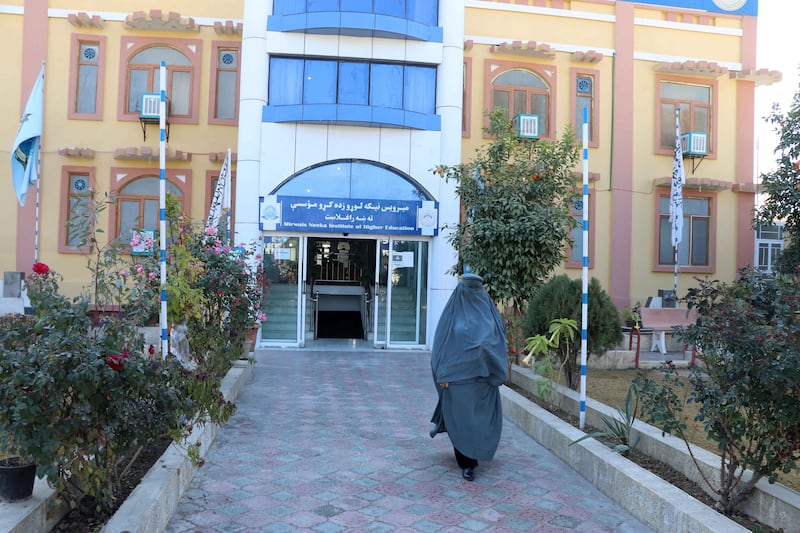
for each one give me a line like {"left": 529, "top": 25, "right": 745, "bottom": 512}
{"left": 139, "top": 93, "right": 161, "bottom": 120}
{"left": 681, "top": 132, "right": 707, "bottom": 156}
{"left": 514, "top": 114, "right": 539, "bottom": 139}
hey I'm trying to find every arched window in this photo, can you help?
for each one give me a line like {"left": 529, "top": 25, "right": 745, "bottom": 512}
{"left": 272, "top": 159, "right": 432, "bottom": 201}
{"left": 491, "top": 68, "right": 550, "bottom": 137}
{"left": 119, "top": 37, "right": 202, "bottom": 123}
{"left": 127, "top": 46, "right": 192, "bottom": 116}
{"left": 116, "top": 177, "right": 183, "bottom": 245}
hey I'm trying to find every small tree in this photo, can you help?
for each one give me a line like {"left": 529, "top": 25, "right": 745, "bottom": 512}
{"left": 633, "top": 268, "right": 800, "bottom": 515}
{"left": 755, "top": 86, "right": 800, "bottom": 275}
{"left": 523, "top": 274, "right": 622, "bottom": 389}
{"left": 436, "top": 110, "right": 580, "bottom": 357}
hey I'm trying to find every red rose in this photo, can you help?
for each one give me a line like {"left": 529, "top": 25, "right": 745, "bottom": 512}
{"left": 105, "top": 352, "right": 130, "bottom": 371}
{"left": 106, "top": 355, "right": 123, "bottom": 371}
{"left": 32, "top": 262, "right": 50, "bottom": 275}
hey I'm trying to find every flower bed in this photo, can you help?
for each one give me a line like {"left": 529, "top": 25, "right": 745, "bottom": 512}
{"left": 507, "top": 364, "right": 800, "bottom": 532}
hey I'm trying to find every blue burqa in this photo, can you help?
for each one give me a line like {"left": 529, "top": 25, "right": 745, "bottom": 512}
{"left": 429, "top": 273, "right": 508, "bottom": 461}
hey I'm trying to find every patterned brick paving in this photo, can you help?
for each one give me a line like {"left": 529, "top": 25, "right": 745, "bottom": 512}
{"left": 166, "top": 350, "right": 652, "bottom": 532}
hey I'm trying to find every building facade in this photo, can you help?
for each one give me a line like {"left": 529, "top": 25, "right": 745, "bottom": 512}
{"left": 461, "top": 0, "right": 777, "bottom": 310}
{"left": 237, "top": 0, "right": 463, "bottom": 349}
{"left": 4, "top": 1, "right": 779, "bottom": 350}
{"left": 2, "top": 1, "right": 242, "bottom": 296}
{"left": 237, "top": 0, "right": 777, "bottom": 348}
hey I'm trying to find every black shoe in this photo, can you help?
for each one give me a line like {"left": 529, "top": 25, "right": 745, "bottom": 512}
{"left": 462, "top": 467, "right": 475, "bottom": 481}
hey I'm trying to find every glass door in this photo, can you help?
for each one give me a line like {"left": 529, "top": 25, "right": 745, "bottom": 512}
{"left": 261, "top": 236, "right": 301, "bottom": 344}
{"left": 373, "top": 240, "right": 389, "bottom": 347}
{"left": 373, "top": 239, "right": 428, "bottom": 347}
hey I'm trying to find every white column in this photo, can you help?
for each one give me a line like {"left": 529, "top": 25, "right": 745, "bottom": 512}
{"left": 235, "top": 0, "right": 270, "bottom": 247}
{"left": 428, "top": 0, "right": 464, "bottom": 343}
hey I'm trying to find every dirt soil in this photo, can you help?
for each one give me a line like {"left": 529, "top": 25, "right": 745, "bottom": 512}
{"left": 507, "top": 378, "right": 781, "bottom": 533}
{"left": 50, "top": 438, "right": 171, "bottom": 532}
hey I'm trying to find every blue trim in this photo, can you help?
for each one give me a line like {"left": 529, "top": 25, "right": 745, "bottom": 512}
{"left": 263, "top": 103, "right": 441, "bottom": 131}
{"left": 303, "top": 103, "right": 338, "bottom": 121}
{"left": 618, "top": 0, "right": 756, "bottom": 16}
{"left": 267, "top": 11, "right": 443, "bottom": 42}
{"left": 307, "top": 11, "right": 340, "bottom": 31}
{"left": 337, "top": 104, "right": 372, "bottom": 123}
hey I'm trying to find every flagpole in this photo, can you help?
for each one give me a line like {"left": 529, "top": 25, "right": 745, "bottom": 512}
{"left": 579, "top": 107, "right": 589, "bottom": 430}
{"left": 34, "top": 178, "right": 40, "bottom": 263}
{"left": 159, "top": 61, "right": 168, "bottom": 359}
{"left": 673, "top": 246, "right": 678, "bottom": 296}
{"left": 34, "top": 61, "right": 44, "bottom": 264}
{"left": 224, "top": 148, "right": 232, "bottom": 245}
{"left": 671, "top": 108, "right": 685, "bottom": 299}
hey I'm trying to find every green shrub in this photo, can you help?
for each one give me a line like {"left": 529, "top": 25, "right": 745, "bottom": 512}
{"left": 523, "top": 274, "right": 621, "bottom": 388}
{"left": 633, "top": 268, "right": 800, "bottom": 515}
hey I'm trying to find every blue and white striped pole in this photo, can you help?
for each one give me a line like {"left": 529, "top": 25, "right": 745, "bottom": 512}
{"left": 579, "top": 107, "right": 589, "bottom": 430}
{"left": 159, "top": 61, "right": 168, "bottom": 359}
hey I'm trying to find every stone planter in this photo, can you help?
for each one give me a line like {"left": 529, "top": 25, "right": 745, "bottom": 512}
{"left": 508, "top": 364, "right": 800, "bottom": 532}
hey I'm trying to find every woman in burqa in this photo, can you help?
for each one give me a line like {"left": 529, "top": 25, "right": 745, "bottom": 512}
{"left": 430, "top": 273, "right": 508, "bottom": 481}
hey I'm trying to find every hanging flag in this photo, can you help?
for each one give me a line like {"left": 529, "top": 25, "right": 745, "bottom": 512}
{"left": 205, "top": 149, "right": 231, "bottom": 233}
{"left": 11, "top": 64, "right": 44, "bottom": 206}
{"left": 670, "top": 108, "right": 685, "bottom": 248}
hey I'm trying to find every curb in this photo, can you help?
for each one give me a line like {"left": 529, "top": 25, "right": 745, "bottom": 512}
{"left": 100, "top": 359, "right": 253, "bottom": 533}
{"left": 1, "top": 358, "right": 254, "bottom": 533}
{"left": 507, "top": 364, "right": 800, "bottom": 532}
{"left": 500, "top": 385, "right": 747, "bottom": 532}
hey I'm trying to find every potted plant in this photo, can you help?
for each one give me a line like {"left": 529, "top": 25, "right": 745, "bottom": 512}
{"left": 0, "top": 313, "right": 38, "bottom": 502}
{"left": 621, "top": 303, "right": 641, "bottom": 329}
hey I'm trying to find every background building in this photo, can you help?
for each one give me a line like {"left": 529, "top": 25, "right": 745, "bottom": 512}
{"left": 462, "top": 0, "right": 778, "bottom": 309}
{"left": 1, "top": 1, "right": 242, "bottom": 297}
{"left": 2, "top": 1, "right": 780, "bottom": 350}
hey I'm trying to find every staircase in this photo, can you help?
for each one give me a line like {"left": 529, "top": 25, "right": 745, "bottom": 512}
{"left": 261, "top": 284, "right": 300, "bottom": 340}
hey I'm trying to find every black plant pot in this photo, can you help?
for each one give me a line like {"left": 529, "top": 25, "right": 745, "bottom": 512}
{"left": 0, "top": 457, "right": 36, "bottom": 502}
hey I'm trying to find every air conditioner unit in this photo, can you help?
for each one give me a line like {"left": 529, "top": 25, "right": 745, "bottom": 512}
{"left": 139, "top": 93, "right": 161, "bottom": 120}
{"left": 514, "top": 114, "right": 539, "bottom": 139}
{"left": 681, "top": 132, "right": 707, "bottom": 156}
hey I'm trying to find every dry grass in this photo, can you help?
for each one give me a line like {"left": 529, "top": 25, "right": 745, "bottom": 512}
{"left": 584, "top": 368, "right": 800, "bottom": 493}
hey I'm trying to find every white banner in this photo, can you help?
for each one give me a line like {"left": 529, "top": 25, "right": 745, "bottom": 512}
{"left": 206, "top": 148, "right": 231, "bottom": 233}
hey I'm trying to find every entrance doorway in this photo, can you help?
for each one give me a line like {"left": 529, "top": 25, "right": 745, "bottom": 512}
{"left": 260, "top": 235, "right": 429, "bottom": 348}
{"left": 308, "top": 237, "right": 375, "bottom": 340}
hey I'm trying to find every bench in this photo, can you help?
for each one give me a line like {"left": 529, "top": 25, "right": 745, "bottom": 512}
{"left": 639, "top": 307, "right": 698, "bottom": 357}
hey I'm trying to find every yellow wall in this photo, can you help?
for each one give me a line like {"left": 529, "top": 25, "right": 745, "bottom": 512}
{"left": 1, "top": 3, "right": 241, "bottom": 296}
{"left": 464, "top": 0, "right": 757, "bottom": 308}
{"left": 0, "top": 12, "right": 24, "bottom": 273}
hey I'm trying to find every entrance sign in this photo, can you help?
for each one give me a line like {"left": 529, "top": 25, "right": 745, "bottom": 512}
{"left": 260, "top": 195, "right": 438, "bottom": 236}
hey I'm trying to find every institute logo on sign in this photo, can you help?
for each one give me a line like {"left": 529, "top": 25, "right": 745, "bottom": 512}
{"left": 712, "top": 0, "right": 747, "bottom": 11}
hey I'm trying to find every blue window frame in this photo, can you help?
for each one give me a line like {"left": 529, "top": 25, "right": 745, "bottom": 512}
{"left": 404, "top": 66, "right": 435, "bottom": 115}
{"left": 339, "top": 62, "right": 369, "bottom": 105}
{"left": 370, "top": 64, "right": 403, "bottom": 109}
{"left": 375, "top": 0, "right": 403, "bottom": 17}
{"left": 270, "top": 1, "right": 439, "bottom": 38}
{"left": 303, "top": 59, "right": 337, "bottom": 104}
{"left": 269, "top": 57, "right": 303, "bottom": 105}
{"left": 265, "top": 57, "right": 439, "bottom": 129}
{"left": 340, "top": 0, "right": 371, "bottom": 11}
{"left": 308, "top": 0, "right": 338, "bottom": 11}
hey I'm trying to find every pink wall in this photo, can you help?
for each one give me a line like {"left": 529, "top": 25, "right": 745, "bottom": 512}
{"left": 16, "top": 0, "right": 49, "bottom": 272}
{"left": 608, "top": 1, "right": 635, "bottom": 308}
{"left": 735, "top": 15, "right": 758, "bottom": 269}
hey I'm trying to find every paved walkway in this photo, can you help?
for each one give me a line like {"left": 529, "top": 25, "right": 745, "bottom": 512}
{"left": 166, "top": 350, "right": 653, "bottom": 532}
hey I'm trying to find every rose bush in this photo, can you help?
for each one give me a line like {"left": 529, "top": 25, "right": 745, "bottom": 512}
{"left": 0, "top": 190, "right": 264, "bottom": 517}
{"left": 162, "top": 195, "right": 265, "bottom": 376}
{"left": 0, "top": 265, "right": 203, "bottom": 515}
